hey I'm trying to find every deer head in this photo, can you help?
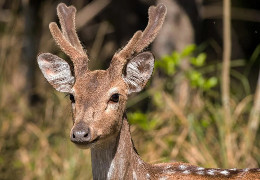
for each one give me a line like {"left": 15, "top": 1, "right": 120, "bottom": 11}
{"left": 37, "top": 3, "right": 166, "bottom": 149}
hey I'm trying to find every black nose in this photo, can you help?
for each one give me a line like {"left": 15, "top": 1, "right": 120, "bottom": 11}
{"left": 71, "top": 125, "right": 91, "bottom": 144}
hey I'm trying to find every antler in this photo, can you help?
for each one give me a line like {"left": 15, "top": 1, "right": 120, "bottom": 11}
{"left": 49, "top": 3, "right": 88, "bottom": 76}
{"left": 109, "top": 4, "right": 167, "bottom": 75}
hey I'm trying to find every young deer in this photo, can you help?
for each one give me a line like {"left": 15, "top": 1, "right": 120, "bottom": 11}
{"left": 37, "top": 3, "right": 260, "bottom": 180}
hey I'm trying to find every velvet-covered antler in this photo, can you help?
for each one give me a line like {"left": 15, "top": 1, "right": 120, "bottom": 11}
{"left": 109, "top": 4, "right": 167, "bottom": 76}
{"left": 49, "top": 3, "right": 88, "bottom": 76}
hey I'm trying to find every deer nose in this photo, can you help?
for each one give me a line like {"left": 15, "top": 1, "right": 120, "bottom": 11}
{"left": 71, "top": 126, "right": 91, "bottom": 143}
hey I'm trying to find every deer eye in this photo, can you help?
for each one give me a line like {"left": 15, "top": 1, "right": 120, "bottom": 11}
{"left": 109, "top": 93, "right": 119, "bottom": 103}
{"left": 69, "top": 94, "right": 75, "bottom": 103}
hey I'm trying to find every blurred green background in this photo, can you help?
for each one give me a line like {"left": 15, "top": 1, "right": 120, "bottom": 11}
{"left": 0, "top": 0, "right": 260, "bottom": 179}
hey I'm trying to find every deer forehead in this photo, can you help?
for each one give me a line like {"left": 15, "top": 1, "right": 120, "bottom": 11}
{"left": 73, "top": 70, "right": 127, "bottom": 99}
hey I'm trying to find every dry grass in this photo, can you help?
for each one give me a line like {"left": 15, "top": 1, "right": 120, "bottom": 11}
{"left": 128, "top": 71, "right": 260, "bottom": 169}
{"left": 0, "top": 1, "right": 260, "bottom": 180}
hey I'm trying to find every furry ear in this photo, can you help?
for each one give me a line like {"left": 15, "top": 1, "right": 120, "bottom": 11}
{"left": 37, "top": 53, "right": 75, "bottom": 93}
{"left": 123, "top": 52, "right": 154, "bottom": 94}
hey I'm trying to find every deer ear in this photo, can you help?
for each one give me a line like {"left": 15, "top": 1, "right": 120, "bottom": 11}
{"left": 123, "top": 52, "right": 154, "bottom": 94}
{"left": 37, "top": 53, "right": 75, "bottom": 93}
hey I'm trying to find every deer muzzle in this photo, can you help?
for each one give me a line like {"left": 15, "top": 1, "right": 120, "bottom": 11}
{"left": 70, "top": 121, "right": 96, "bottom": 147}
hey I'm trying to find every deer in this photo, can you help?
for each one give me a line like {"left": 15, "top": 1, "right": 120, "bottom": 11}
{"left": 37, "top": 3, "right": 260, "bottom": 180}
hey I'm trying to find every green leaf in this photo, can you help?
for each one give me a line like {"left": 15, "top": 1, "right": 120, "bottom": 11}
{"left": 171, "top": 51, "right": 181, "bottom": 64}
{"left": 128, "top": 112, "right": 157, "bottom": 131}
{"left": 188, "top": 71, "right": 206, "bottom": 88}
{"left": 149, "top": 119, "right": 158, "bottom": 130}
{"left": 191, "top": 53, "right": 206, "bottom": 67}
{"left": 203, "top": 77, "right": 218, "bottom": 90}
{"left": 166, "top": 61, "right": 176, "bottom": 75}
{"left": 181, "top": 44, "right": 196, "bottom": 57}
{"left": 156, "top": 54, "right": 178, "bottom": 75}
{"left": 197, "top": 76, "right": 205, "bottom": 88}
{"left": 153, "top": 92, "right": 163, "bottom": 108}
{"left": 189, "top": 71, "right": 201, "bottom": 82}
{"left": 201, "top": 119, "right": 210, "bottom": 128}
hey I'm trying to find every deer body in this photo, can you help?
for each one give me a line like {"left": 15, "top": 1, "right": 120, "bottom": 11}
{"left": 37, "top": 3, "right": 260, "bottom": 180}
{"left": 91, "top": 114, "right": 260, "bottom": 180}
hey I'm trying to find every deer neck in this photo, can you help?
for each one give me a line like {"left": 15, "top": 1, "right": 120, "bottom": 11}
{"left": 90, "top": 113, "right": 148, "bottom": 180}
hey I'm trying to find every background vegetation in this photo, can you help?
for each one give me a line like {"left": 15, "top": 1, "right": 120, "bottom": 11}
{"left": 0, "top": 0, "right": 260, "bottom": 179}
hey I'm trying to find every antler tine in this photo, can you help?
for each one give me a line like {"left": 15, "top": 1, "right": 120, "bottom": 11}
{"left": 135, "top": 4, "right": 166, "bottom": 53}
{"left": 57, "top": 3, "right": 85, "bottom": 54}
{"left": 109, "top": 4, "right": 167, "bottom": 75}
{"left": 109, "top": 31, "right": 142, "bottom": 69}
{"left": 49, "top": 3, "right": 88, "bottom": 76}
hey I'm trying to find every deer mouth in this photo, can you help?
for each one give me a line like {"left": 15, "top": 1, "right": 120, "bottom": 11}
{"left": 73, "top": 136, "right": 100, "bottom": 149}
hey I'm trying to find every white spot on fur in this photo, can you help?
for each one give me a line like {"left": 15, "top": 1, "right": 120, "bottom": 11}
{"left": 243, "top": 168, "right": 249, "bottom": 172}
{"left": 165, "top": 165, "right": 172, "bottom": 169}
{"left": 229, "top": 168, "right": 237, "bottom": 171}
{"left": 207, "top": 171, "right": 215, "bottom": 175}
{"left": 207, "top": 169, "right": 216, "bottom": 175}
{"left": 164, "top": 170, "right": 176, "bottom": 175}
{"left": 179, "top": 165, "right": 187, "bottom": 170}
{"left": 182, "top": 170, "right": 191, "bottom": 174}
{"left": 220, "top": 170, "right": 229, "bottom": 175}
{"left": 107, "top": 161, "right": 115, "bottom": 179}
{"left": 159, "top": 177, "right": 168, "bottom": 180}
{"left": 146, "top": 173, "right": 150, "bottom": 179}
{"left": 118, "top": 156, "right": 126, "bottom": 177}
{"left": 196, "top": 171, "right": 204, "bottom": 175}
{"left": 133, "top": 171, "right": 137, "bottom": 180}
{"left": 197, "top": 167, "right": 205, "bottom": 171}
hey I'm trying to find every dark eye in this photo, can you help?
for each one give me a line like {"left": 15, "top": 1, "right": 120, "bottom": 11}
{"left": 69, "top": 94, "right": 75, "bottom": 103}
{"left": 110, "top": 93, "right": 119, "bottom": 103}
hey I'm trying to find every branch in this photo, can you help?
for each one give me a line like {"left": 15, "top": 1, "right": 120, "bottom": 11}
{"left": 222, "top": 0, "right": 234, "bottom": 167}
{"left": 222, "top": 0, "right": 232, "bottom": 124}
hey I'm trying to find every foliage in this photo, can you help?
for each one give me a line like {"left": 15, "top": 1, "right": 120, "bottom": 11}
{"left": 155, "top": 44, "right": 218, "bottom": 92}
{"left": 128, "top": 44, "right": 260, "bottom": 170}
{"left": 128, "top": 112, "right": 158, "bottom": 131}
